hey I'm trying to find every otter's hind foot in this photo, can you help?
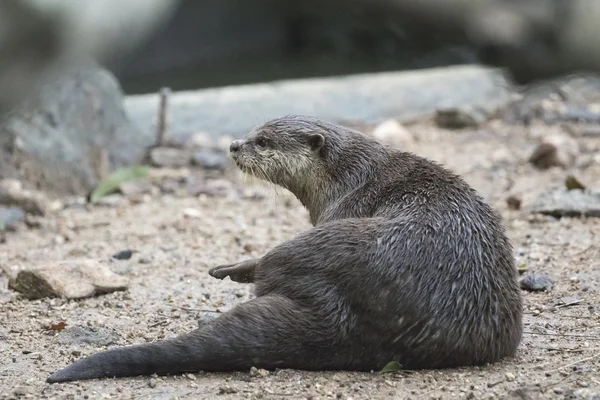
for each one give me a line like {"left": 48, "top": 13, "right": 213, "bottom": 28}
{"left": 209, "top": 258, "right": 258, "bottom": 283}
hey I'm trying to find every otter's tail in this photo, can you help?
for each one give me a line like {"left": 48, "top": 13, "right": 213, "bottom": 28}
{"left": 47, "top": 295, "right": 339, "bottom": 383}
{"left": 46, "top": 333, "right": 200, "bottom": 383}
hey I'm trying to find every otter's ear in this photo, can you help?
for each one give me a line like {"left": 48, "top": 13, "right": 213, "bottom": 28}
{"left": 307, "top": 133, "right": 325, "bottom": 152}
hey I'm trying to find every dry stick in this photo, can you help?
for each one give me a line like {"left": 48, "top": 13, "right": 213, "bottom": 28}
{"left": 422, "top": 384, "right": 447, "bottom": 397}
{"left": 155, "top": 87, "right": 171, "bottom": 147}
{"left": 523, "top": 331, "right": 600, "bottom": 340}
{"left": 543, "top": 352, "right": 600, "bottom": 374}
{"left": 556, "top": 299, "right": 585, "bottom": 309}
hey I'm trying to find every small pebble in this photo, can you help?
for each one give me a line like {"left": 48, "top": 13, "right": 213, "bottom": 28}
{"left": 528, "top": 133, "right": 578, "bottom": 169}
{"left": 505, "top": 195, "right": 521, "bottom": 210}
{"left": 520, "top": 273, "right": 554, "bottom": 292}
{"left": 112, "top": 250, "right": 134, "bottom": 260}
{"left": 505, "top": 372, "right": 515, "bottom": 382}
{"left": 119, "top": 178, "right": 154, "bottom": 197}
{"left": 434, "top": 106, "right": 488, "bottom": 129}
{"left": 371, "top": 119, "right": 414, "bottom": 148}
{"left": 183, "top": 208, "right": 202, "bottom": 219}
{"left": 94, "top": 194, "right": 125, "bottom": 208}
{"left": 218, "top": 386, "right": 238, "bottom": 394}
{"left": 148, "top": 378, "right": 157, "bottom": 388}
{"left": 138, "top": 256, "right": 152, "bottom": 264}
{"left": 250, "top": 366, "right": 270, "bottom": 377}
{"left": 186, "top": 373, "right": 196, "bottom": 381}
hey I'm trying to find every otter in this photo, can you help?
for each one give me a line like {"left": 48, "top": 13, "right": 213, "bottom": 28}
{"left": 46, "top": 115, "right": 523, "bottom": 383}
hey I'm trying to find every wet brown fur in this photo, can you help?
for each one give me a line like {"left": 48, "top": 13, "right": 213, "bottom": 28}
{"left": 46, "top": 115, "right": 523, "bottom": 383}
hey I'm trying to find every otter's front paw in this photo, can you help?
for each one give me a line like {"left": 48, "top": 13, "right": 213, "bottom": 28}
{"left": 208, "top": 259, "right": 258, "bottom": 283}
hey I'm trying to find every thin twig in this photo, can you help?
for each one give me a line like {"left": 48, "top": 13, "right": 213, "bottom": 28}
{"left": 543, "top": 352, "right": 600, "bottom": 374}
{"left": 422, "top": 384, "right": 447, "bottom": 397}
{"left": 540, "top": 374, "right": 573, "bottom": 391}
{"left": 155, "top": 87, "right": 171, "bottom": 147}
{"left": 556, "top": 299, "right": 585, "bottom": 309}
{"left": 171, "top": 305, "right": 221, "bottom": 314}
{"left": 523, "top": 311, "right": 592, "bottom": 319}
{"left": 570, "top": 244, "right": 594, "bottom": 257}
{"left": 523, "top": 331, "right": 600, "bottom": 340}
{"left": 148, "top": 320, "right": 170, "bottom": 328}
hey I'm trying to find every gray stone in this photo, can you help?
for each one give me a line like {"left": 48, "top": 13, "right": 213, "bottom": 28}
{"left": 118, "top": 178, "right": 154, "bottom": 197}
{"left": 532, "top": 189, "right": 600, "bottom": 218}
{"left": 191, "top": 150, "right": 228, "bottom": 170}
{"left": 0, "top": 61, "right": 145, "bottom": 196}
{"left": 94, "top": 194, "right": 126, "bottom": 208}
{"left": 370, "top": 119, "right": 414, "bottom": 148}
{"left": 149, "top": 147, "right": 191, "bottom": 168}
{"left": 9, "top": 259, "right": 129, "bottom": 300}
{"left": 528, "top": 133, "right": 578, "bottom": 170}
{"left": 53, "top": 326, "right": 116, "bottom": 347}
{"left": 520, "top": 273, "right": 554, "bottom": 292}
{"left": 0, "top": 179, "right": 58, "bottom": 216}
{"left": 434, "top": 106, "right": 488, "bottom": 129}
{"left": 0, "top": 275, "right": 13, "bottom": 303}
{"left": 0, "top": 207, "right": 25, "bottom": 231}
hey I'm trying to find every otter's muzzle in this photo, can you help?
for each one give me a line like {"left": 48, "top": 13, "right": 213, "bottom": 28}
{"left": 230, "top": 140, "right": 242, "bottom": 153}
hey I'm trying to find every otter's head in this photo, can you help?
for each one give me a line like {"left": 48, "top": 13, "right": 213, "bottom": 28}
{"left": 228, "top": 115, "right": 327, "bottom": 189}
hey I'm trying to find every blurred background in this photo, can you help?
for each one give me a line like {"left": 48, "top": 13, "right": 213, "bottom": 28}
{"left": 3, "top": 0, "right": 600, "bottom": 109}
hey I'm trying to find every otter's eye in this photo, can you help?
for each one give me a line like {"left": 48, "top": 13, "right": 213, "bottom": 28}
{"left": 256, "top": 138, "right": 267, "bottom": 148}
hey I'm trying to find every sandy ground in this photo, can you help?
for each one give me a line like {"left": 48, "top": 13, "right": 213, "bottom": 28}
{"left": 1, "top": 117, "right": 600, "bottom": 400}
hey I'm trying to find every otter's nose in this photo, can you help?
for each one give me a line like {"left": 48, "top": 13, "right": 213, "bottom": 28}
{"left": 230, "top": 140, "right": 242, "bottom": 153}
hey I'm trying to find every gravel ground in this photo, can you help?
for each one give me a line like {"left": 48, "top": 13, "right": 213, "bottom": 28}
{"left": 1, "top": 118, "right": 600, "bottom": 400}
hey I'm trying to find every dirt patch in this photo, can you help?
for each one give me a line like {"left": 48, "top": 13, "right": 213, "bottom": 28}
{"left": 1, "top": 119, "right": 599, "bottom": 400}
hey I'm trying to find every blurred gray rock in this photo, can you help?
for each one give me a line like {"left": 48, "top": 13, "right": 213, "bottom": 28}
{"left": 191, "top": 150, "right": 228, "bottom": 170}
{"left": 528, "top": 133, "right": 578, "bottom": 170}
{"left": 125, "top": 65, "right": 514, "bottom": 142}
{"left": 0, "top": 179, "right": 58, "bottom": 216}
{"left": 0, "top": 0, "right": 178, "bottom": 115}
{"left": 0, "top": 62, "right": 145, "bottom": 196}
{"left": 532, "top": 189, "right": 600, "bottom": 218}
{"left": 0, "top": 207, "right": 25, "bottom": 231}
{"left": 149, "top": 147, "right": 191, "bottom": 168}
{"left": 435, "top": 106, "right": 488, "bottom": 129}
{"left": 118, "top": 178, "right": 154, "bottom": 197}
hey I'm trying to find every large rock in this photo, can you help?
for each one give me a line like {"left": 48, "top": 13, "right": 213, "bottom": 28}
{"left": 0, "top": 0, "right": 178, "bottom": 116}
{"left": 0, "top": 61, "right": 146, "bottom": 196}
{"left": 125, "top": 65, "right": 514, "bottom": 142}
{"left": 9, "top": 259, "right": 129, "bottom": 300}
